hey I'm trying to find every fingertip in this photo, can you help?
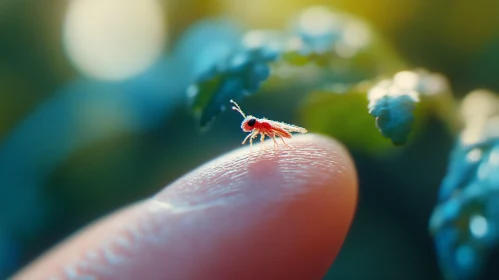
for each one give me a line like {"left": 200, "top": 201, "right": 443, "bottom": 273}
{"left": 151, "top": 133, "right": 358, "bottom": 278}
{"left": 14, "top": 134, "right": 357, "bottom": 280}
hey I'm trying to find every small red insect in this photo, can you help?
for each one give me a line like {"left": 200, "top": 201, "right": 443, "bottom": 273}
{"left": 230, "top": 99, "right": 308, "bottom": 150}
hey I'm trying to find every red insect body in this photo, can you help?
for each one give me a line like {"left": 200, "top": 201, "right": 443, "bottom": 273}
{"left": 230, "top": 100, "right": 307, "bottom": 150}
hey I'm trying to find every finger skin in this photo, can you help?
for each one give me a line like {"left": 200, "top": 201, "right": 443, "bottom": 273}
{"left": 13, "top": 134, "right": 357, "bottom": 280}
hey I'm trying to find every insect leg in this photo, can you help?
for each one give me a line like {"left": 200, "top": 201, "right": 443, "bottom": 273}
{"left": 276, "top": 132, "right": 291, "bottom": 148}
{"left": 281, "top": 137, "right": 291, "bottom": 148}
{"left": 270, "top": 133, "right": 279, "bottom": 150}
{"left": 251, "top": 131, "right": 259, "bottom": 148}
{"left": 260, "top": 133, "right": 267, "bottom": 151}
{"left": 242, "top": 133, "right": 253, "bottom": 145}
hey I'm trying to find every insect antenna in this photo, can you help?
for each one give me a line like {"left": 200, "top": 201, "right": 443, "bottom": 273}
{"left": 230, "top": 99, "right": 246, "bottom": 118}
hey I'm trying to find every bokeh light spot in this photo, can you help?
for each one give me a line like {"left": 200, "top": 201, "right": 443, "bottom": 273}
{"left": 394, "top": 71, "right": 419, "bottom": 91}
{"left": 466, "top": 148, "right": 483, "bottom": 163}
{"left": 63, "top": 0, "right": 166, "bottom": 81}
{"left": 298, "top": 6, "right": 338, "bottom": 37}
{"left": 490, "top": 147, "right": 499, "bottom": 165}
{"left": 342, "top": 21, "right": 370, "bottom": 50}
{"left": 469, "top": 215, "right": 488, "bottom": 239}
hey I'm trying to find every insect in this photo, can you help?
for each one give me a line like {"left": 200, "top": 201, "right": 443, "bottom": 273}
{"left": 230, "top": 99, "right": 308, "bottom": 150}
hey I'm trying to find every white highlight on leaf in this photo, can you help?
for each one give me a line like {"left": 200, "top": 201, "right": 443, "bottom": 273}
{"left": 467, "top": 148, "right": 483, "bottom": 163}
{"left": 490, "top": 147, "right": 499, "bottom": 165}
{"left": 368, "top": 78, "right": 419, "bottom": 109}
{"left": 419, "top": 72, "right": 450, "bottom": 96}
{"left": 243, "top": 30, "right": 285, "bottom": 50}
{"left": 296, "top": 6, "right": 370, "bottom": 58}
{"left": 460, "top": 90, "right": 499, "bottom": 145}
{"left": 298, "top": 6, "right": 338, "bottom": 37}
{"left": 394, "top": 71, "right": 419, "bottom": 91}
{"left": 393, "top": 69, "right": 450, "bottom": 96}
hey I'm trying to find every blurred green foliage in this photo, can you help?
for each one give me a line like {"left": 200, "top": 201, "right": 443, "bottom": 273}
{"left": 2, "top": 0, "right": 499, "bottom": 279}
{"left": 301, "top": 86, "right": 395, "bottom": 155}
{"left": 190, "top": 46, "right": 277, "bottom": 127}
{"left": 430, "top": 90, "right": 499, "bottom": 280}
{"left": 189, "top": 8, "right": 419, "bottom": 145}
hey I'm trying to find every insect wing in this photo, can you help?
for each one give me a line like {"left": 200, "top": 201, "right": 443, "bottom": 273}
{"left": 266, "top": 120, "right": 308, "bottom": 134}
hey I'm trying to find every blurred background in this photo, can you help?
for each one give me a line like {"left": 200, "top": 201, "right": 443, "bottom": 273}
{"left": 2, "top": 0, "right": 499, "bottom": 279}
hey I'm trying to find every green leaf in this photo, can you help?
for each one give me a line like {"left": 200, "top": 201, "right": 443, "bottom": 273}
{"left": 367, "top": 69, "right": 455, "bottom": 145}
{"left": 429, "top": 90, "right": 499, "bottom": 280}
{"left": 367, "top": 83, "right": 419, "bottom": 145}
{"left": 189, "top": 47, "right": 279, "bottom": 127}
{"left": 300, "top": 84, "right": 395, "bottom": 155}
{"left": 186, "top": 7, "right": 411, "bottom": 128}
